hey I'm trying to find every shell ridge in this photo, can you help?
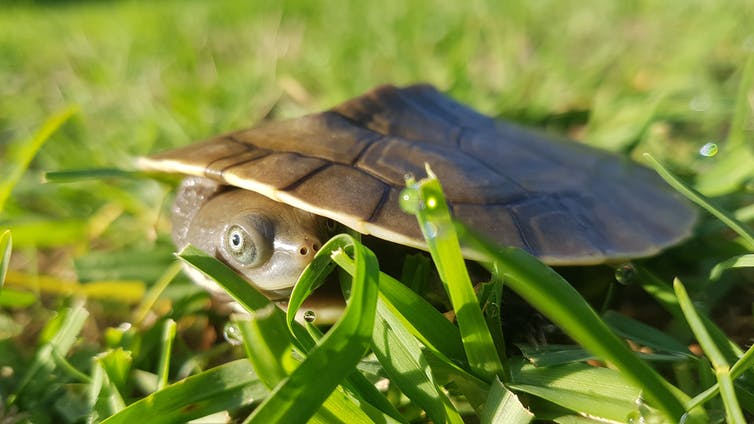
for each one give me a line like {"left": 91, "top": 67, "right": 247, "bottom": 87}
{"left": 365, "top": 184, "right": 393, "bottom": 223}
{"left": 279, "top": 161, "right": 333, "bottom": 192}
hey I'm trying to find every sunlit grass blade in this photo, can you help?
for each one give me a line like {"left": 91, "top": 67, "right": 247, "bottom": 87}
{"left": 101, "top": 359, "right": 268, "bottom": 424}
{"left": 333, "top": 250, "right": 466, "bottom": 364}
{"left": 481, "top": 378, "right": 533, "bottom": 424}
{"left": 0, "top": 230, "right": 10, "bottom": 288}
{"left": 333, "top": 250, "right": 488, "bottom": 411}
{"left": 688, "top": 341, "right": 754, "bottom": 412}
{"left": 644, "top": 153, "right": 754, "bottom": 247}
{"left": 373, "top": 300, "right": 463, "bottom": 424}
{"left": 247, "top": 234, "right": 379, "bottom": 423}
{"left": 673, "top": 278, "right": 746, "bottom": 423}
{"left": 709, "top": 254, "right": 754, "bottom": 281}
{"left": 508, "top": 359, "right": 650, "bottom": 422}
{"left": 177, "top": 244, "right": 272, "bottom": 312}
{"left": 401, "top": 168, "right": 504, "bottom": 381}
{"left": 236, "top": 306, "right": 295, "bottom": 388}
{"left": 0, "top": 105, "right": 78, "bottom": 212}
{"left": 456, "top": 225, "right": 698, "bottom": 422}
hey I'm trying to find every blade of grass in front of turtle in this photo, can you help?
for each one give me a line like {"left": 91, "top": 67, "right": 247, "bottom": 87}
{"left": 0, "top": 105, "right": 78, "bottom": 213}
{"left": 287, "top": 235, "right": 406, "bottom": 422}
{"left": 456, "top": 226, "right": 699, "bottom": 422}
{"left": 372, "top": 299, "right": 464, "bottom": 424}
{"left": 0, "top": 230, "right": 10, "bottom": 289}
{"left": 245, "top": 233, "right": 380, "bottom": 424}
{"left": 643, "top": 153, "right": 754, "bottom": 248}
{"left": 101, "top": 359, "right": 268, "bottom": 424}
{"left": 674, "top": 278, "right": 746, "bottom": 423}
{"left": 480, "top": 377, "right": 534, "bottom": 424}
{"left": 236, "top": 304, "right": 386, "bottom": 424}
{"left": 333, "top": 251, "right": 489, "bottom": 410}
{"left": 401, "top": 169, "right": 504, "bottom": 381}
{"left": 177, "top": 245, "right": 273, "bottom": 312}
{"left": 177, "top": 244, "right": 400, "bottom": 421}
{"left": 508, "top": 359, "right": 652, "bottom": 422}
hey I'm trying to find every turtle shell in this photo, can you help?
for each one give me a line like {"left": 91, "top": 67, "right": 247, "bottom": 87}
{"left": 139, "top": 84, "right": 696, "bottom": 264}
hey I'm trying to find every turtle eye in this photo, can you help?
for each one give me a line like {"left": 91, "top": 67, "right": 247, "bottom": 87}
{"left": 225, "top": 224, "right": 258, "bottom": 265}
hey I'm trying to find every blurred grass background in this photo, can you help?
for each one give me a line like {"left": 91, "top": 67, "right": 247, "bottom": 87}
{"left": 3, "top": 0, "right": 751, "bottom": 284}
{"left": 0, "top": 0, "right": 753, "bottom": 421}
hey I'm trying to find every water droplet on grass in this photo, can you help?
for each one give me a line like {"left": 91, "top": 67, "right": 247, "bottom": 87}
{"left": 303, "top": 310, "right": 316, "bottom": 323}
{"left": 699, "top": 142, "right": 718, "bottom": 157}
{"left": 423, "top": 222, "right": 439, "bottom": 238}
{"left": 399, "top": 188, "right": 421, "bottom": 214}
{"left": 615, "top": 264, "right": 636, "bottom": 285}
{"left": 222, "top": 322, "right": 242, "bottom": 346}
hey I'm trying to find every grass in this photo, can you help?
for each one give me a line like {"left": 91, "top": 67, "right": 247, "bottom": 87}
{"left": 1, "top": 0, "right": 753, "bottom": 422}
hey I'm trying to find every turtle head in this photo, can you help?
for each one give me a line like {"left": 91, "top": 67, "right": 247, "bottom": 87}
{"left": 172, "top": 177, "right": 327, "bottom": 299}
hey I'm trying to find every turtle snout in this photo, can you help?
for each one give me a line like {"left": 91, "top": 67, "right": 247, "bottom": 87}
{"left": 297, "top": 237, "right": 321, "bottom": 259}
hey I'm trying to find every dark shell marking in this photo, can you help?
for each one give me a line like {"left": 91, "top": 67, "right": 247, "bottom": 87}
{"left": 140, "top": 84, "right": 696, "bottom": 264}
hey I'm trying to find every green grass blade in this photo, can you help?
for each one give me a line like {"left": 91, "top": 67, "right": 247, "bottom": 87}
{"left": 457, "top": 226, "right": 696, "bottom": 422}
{"left": 602, "top": 311, "right": 693, "bottom": 357}
{"left": 709, "top": 254, "right": 754, "bottom": 281}
{"left": 373, "top": 299, "right": 463, "bottom": 424}
{"left": 177, "top": 244, "right": 272, "bottom": 312}
{"left": 246, "top": 234, "right": 379, "bottom": 423}
{"left": 0, "top": 105, "right": 78, "bottom": 212}
{"left": 9, "top": 302, "right": 90, "bottom": 405}
{"left": 0, "top": 229, "right": 10, "bottom": 289}
{"left": 481, "top": 377, "right": 533, "bottom": 424}
{"left": 236, "top": 306, "right": 295, "bottom": 388}
{"left": 509, "top": 360, "right": 649, "bottom": 422}
{"left": 673, "top": 278, "right": 746, "bottom": 423}
{"left": 334, "top": 251, "right": 466, "bottom": 364}
{"left": 401, "top": 169, "right": 504, "bottom": 381}
{"left": 644, "top": 153, "right": 754, "bottom": 247}
{"left": 157, "top": 319, "right": 177, "bottom": 390}
{"left": 102, "top": 360, "right": 268, "bottom": 424}
{"left": 43, "top": 168, "right": 144, "bottom": 183}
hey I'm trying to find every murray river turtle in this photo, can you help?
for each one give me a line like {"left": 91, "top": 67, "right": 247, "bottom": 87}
{"left": 139, "top": 84, "right": 696, "bottom": 300}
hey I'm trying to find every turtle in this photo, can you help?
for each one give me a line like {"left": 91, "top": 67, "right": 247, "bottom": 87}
{"left": 139, "top": 83, "right": 696, "bottom": 303}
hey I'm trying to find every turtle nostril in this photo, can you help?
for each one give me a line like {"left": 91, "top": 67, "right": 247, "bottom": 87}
{"left": 299, "top": 246, "right": 309, "bottom": 256}
{"left": 312, "top": 242, "right": 320, "bottom": 251}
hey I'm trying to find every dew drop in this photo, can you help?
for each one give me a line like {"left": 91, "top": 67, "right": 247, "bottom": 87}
{"left": 699, "top": 142, "right": 718, "bottom": 157}
{"left": 303, "top": 310, "right": 316, "bottom": 323}
{"left": 614, "top": 263, "right": 636, "bottom": 285}
{"left": 423, "top": 222, "right": 439, "bottom": 239}
{"left": 222, "top": 322, "right": 242, "bottom": 346}
{"left": 399, "top": 188, "right": 421, "bottom": 214}
{"left": 117, "top": 322, "right": 132, "bottom": 332}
